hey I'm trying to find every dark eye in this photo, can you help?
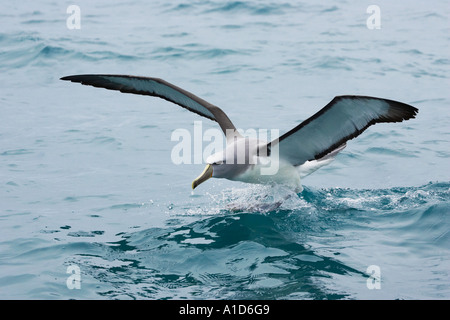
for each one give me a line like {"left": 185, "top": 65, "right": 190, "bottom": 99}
{"left": 213, "top": 160, "right": 224, "bottom": 165}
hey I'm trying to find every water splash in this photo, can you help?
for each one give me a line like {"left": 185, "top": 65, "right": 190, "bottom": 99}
{"left": 179, "top": 181, "right": 450, "bottom": 217}
{"left": 180, "top": 184, "right": 309, "bottom": 216}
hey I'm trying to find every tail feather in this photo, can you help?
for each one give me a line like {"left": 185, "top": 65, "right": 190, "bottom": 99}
{"left": 297, "top": 143, "right": 346, "bottom": 178}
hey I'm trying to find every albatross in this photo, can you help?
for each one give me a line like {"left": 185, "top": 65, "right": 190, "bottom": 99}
{"left": 61, "top": 74, "right": 418, "bottom": 192}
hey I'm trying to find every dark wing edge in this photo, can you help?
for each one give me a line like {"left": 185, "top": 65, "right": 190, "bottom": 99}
{"left": 266, "top": 95, "right": 418, "bottom": 164}
{"left": 60, "top": 74, "right": 239, "bottom": 137}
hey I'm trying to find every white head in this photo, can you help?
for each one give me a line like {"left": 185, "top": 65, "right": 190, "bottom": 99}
{"left": 191, "top": 137, "right": 266, "bottom": 189}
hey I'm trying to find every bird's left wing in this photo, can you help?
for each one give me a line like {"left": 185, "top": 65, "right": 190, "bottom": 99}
{"left": 60, "top": 74, "right": 240, "bottom": 139}
{"left": 266, "top": 96, "right": 418, "bottom": 166}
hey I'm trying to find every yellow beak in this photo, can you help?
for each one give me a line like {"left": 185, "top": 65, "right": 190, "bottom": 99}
{"left": 192, "top": 164, "right": 213, "bottom": 189}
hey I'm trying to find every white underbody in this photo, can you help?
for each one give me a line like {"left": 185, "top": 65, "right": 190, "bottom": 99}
{"left": 231, "top": 156, "right": 336, "bottom": 193}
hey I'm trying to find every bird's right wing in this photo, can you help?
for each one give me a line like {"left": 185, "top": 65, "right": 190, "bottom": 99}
{"left": 61, "top": 74, "right": 241, "bottom": 142}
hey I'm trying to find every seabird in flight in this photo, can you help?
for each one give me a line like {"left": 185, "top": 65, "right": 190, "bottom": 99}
{"left": 61, "top": 74, "right": 418, "bottom": 192}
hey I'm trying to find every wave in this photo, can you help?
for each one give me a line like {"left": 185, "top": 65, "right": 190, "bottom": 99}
{"left": 168, "top": 1, "right": 295, "bottom": 16}
{"left": 0, "top": 31, "right": 142, "bottom": 70}
{"left": 150, "top": 46, "right": 245, "bottom": 61}
{"left": 7, "top": 182, "right": 447, "bottom": 299}
{"left": 62, "top": 181, "right": 449, "bottom": 299}
{"left": 204, "top": 1, "right": 294, "bottom": 15}
{"left": 0, "top": 30, "right": 250, "bottom": 72}
{"left": 75, "top": 209, "right": 363, "bottom": 299}
{"left": 177, "top": 181, "right": 450, "bottom": 216}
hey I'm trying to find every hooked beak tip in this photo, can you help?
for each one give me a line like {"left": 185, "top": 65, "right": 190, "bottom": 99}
{"left": 192, "top": 164, "right": 213, "bottom": 189}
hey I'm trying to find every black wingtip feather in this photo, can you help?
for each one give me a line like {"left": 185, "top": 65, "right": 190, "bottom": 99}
{"left": 268, "top": 95, "right": 419, "bottom": 165}
{"left": 335, "top": 95, "right": 418, "bottom": 122}
{"left": 60, "top": 75, "right": 86, "bottom": 82}
{"left": 386, "top": 100, "right": 418, "bottom": 121}
{"left": 312, "top": 97, "right": 418, "bottom": 160}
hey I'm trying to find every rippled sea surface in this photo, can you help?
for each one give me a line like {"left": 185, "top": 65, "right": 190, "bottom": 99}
{"left": 1, "top": 1, "right": 449, "bottom": 299}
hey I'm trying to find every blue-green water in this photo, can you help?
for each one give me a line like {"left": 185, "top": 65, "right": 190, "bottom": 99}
{"left": 1, "top": 1, "right": 449, "bottom": 299}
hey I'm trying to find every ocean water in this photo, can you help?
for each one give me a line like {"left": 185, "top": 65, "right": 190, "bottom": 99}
{"left": 0, "top": 0, "right": 449, "bottom": 300}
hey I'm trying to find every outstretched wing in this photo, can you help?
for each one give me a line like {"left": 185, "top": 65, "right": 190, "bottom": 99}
{"left": 267, "top": 96, "right": 418, "bottom": 166}
{"left": 60, "top": 74, "right": 240, "bottom": 139}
